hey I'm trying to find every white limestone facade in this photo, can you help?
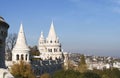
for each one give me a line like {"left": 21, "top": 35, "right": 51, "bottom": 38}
{"left": 12, "top": 23, "right": 30, "bottom": 63}
{"left": 38, "top": 21, "right": 63, "bottom": 60}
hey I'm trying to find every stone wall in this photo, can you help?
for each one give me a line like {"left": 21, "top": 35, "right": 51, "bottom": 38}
{"left": 31, "top": 59, "right": 63, "bottom": 76}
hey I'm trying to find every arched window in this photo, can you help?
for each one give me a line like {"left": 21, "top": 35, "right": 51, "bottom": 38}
{"left": 21, "top": 54, "right": 24, "bottom": 60}
{"left": 16, "top": 54, "right": 19, "bottom": 60}
{"left": 60, "top": 49, "right": 61, "bottom": 52}
{"left": 26, "top": 54, "right": 28, "bottom": 60}
{"left": 50, "top": 57, "right": 52, "bottom": 60}
{"left": 48, "top": 49, "right": 52, "bottom": 52}
{"left": 55, "top": 57, "right": 58, "bottom": 60}
{"left": 50, "top": 49, "right": 52, "bottom": 52}
{"left": 54, "top": 48, "right": 57, "bottom": 52}
{"left": 50, "top": 40, "right": 52, "bottom": 43}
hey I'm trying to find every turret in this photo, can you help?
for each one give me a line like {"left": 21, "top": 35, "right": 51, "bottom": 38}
{"left": 13, "top": 23, "right": 29, "bottom": 50}
{"left": 38, "top": 31, "right": 46, "bottom": 52}
{"left": 12, "top": 23, "right": 30, "bottom": 62}
{"left": 39, "top": 31, "right": 45, "bottom": 45}
{"left": 46, "top": 21, "right": 59, "bottom": 44}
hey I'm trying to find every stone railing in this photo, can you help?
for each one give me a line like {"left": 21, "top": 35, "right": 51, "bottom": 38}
{"left": 31, "top": 59, "right": 63, "bottom": 76}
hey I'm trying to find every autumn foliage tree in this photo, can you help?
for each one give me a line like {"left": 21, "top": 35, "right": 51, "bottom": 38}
{"left": 10, "top": 61, "right": 35, "bottom": 78}
{"left": 78, "top": 54, "right": 87, "bottom": 73}
{"left": 40, "top": 73, "right": 51, "bottom": 78}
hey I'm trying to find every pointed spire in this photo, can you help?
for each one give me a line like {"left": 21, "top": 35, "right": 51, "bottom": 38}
{"left": 40, "top": 31, "right": 44, "bottom": 38}
{"left": 19, "top": 23, "right": 24, "bottom": 34}
{"left": 47, "top": 21, "right": 57, "bottom": 41}
{"left": 39, "top": 31, "right": 45, "bottom": 41}
{"left": 13, "top": 23, "right": 29, "bottom": 50}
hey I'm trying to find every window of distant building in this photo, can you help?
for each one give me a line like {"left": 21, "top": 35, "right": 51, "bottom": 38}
{"left": 48, "top": 49, "right": 52, "bottom": 52}
{"left": 59, "top": 49, "right": 61, "bottom": 52}
{"left": 55, "top": 57, "right": 58, "bottom": 60}
{"left": 21, "top": 54, "right": 24, "bottom": 60}
{"left": 50, "top": 57, "right": 52, "bottom": 60}
{"left": 16, "top": 54, "right": 19, "bottom": 60}
{"left": 50, "top": 41, "right": 52, "bottom": 43}
{"left": 26, "top": 54, "right": 27, "bottom": 60}
{"left": 54, "top": 48, "right": 57, "bottom": 52}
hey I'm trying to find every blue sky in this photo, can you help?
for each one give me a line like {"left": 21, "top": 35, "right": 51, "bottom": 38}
{"left": 0, "top": 0, "right": 120, "bottom": 57}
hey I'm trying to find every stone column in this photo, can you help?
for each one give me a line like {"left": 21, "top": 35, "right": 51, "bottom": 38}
{"left": 0, "top": 17, "right": 9, "bottom": 68}
{"left": 0, "top": 16, "right": 14, "bottom": 78}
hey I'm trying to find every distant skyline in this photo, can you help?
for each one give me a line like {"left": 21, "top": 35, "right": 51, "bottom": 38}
{"left": 0, "top": 0, "right": 120, "bottom": 57}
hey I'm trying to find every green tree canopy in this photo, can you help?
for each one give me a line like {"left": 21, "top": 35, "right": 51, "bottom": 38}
{"left": 52, "top": 69, "right": 81, "bottom": 78}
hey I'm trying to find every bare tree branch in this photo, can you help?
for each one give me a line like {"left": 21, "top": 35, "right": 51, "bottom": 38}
{"left": 6, "top": 33, "right": 17, "bottom": 52}
{"left": 5, "top": 33, "right": 17, "bottom": 60}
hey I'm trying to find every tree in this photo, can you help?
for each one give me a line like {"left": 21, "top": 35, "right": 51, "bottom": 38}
{"left": 29, "top": 45, "right": 40, "bottom": 56}
{"left": 52, "top": 69, "right": 81, "bottom": 78}
{"left": 6, "top": 33, "right": 17, "bottom": 52}
{"left": 78, "top": 55, "right": 87, "bottom": 73}
{"left": 40, "top": 73, "right": 51, "bottom": 78}
{"left": 82, "top": 71, "right": 101, "bottom": 78}
{"left": 10, "top": 61, "right": 35, "bottom": 78}
{"left": 80, "top": 55, "right": 86, "bottom": 65}
{"left": 67, "top": 60, "right": 74, "bottom": 70}
{"left": 93, "top": 68, "right": 120, "bottom": 78}
{"left": 52, "top": 70, "right": 65, "bottom": 78}
{"left": 6, "top": 33, "right": 17, "bottom": 60}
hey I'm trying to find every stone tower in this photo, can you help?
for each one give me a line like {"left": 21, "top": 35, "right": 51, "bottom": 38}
{"left": 0, "top": 16, "right": 9, "bottom": 68}
{"left": 12, "top": 23, "right": 30, "bottom": 63}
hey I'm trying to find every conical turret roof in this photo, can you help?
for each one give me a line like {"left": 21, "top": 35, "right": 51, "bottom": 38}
{"left": 47, "top": 21, "right": 58, "bottom": 41}
{"left": 40, "top": 31, "right": 44, "bottom": 39}
{"left": 13, "top": 23, "right": 29, "bottom": 51}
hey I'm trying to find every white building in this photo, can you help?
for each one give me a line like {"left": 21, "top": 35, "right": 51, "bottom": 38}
{"left": 113, "top": 62, "right": 120, "bottom": 69}
{"left": 38, "top": 21, "right": 63, "bottom": 60}
{"left": 12, "top": 23, "right": 30, "bottom": 63}
{"left": 9, "top": 21, "right": 68, "bottom": 76}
